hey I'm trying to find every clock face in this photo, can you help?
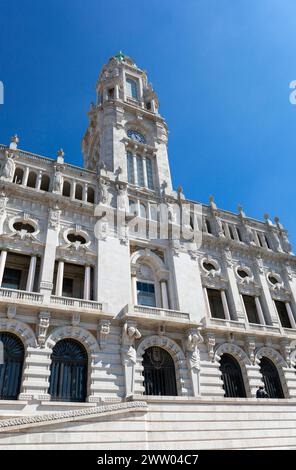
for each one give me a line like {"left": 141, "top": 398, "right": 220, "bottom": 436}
{"left": 127, "top": 130, "right": 146, "bottom": 144}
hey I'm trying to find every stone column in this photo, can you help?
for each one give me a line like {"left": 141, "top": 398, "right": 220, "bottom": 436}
{"left": 132, "top": 154, "right": 137, "bottom": 185}
{"left": 160, "top": 280, "right": 169, "bottom": 309}
{"left": 256, "top": 256, "right": 279, "bottom": 325}
{"left": 142, "top": 156, "right": 148, "bottom": 188}
{"left": 84, "top": 265, "right": 91, "bottom": 300}
{"left": 83, "top": 183, "right": 88, "bottom": 203}
{"left": 22, "top": 167, "right": 29, "bottom": 186}
{"left": 0, "top": 250, "right": 7, "bottom": 286}
{"left": 55, "top": 261, "right": 64, "bottom": 297}
{"left": 26, "top": 255, "right": 37, "bottom": 292}
{"left": 131, "top": 273, "right": 138, "bottom": 305}
{"left": 223, "top": 250, "right": 245, "bottom": 320}
{"left": 39, "top": 205, "right": 61, "bottom": 300}
{"left": 36, "top": 170, "right": 42, "bottom": 190}
{"left": 114, "top": 84, "right": 119, "bottom": 100}
{"left": 70, "top": 181, "right": 76, "bottom": 199}
{"left": 255, "top": 296, "right": 266, "bottom": 325}
{"left": 285, "top": 302, "right": 296, "bottom": 329}
{"left": 221, "top": 290, "right": 231, "bottom": 320}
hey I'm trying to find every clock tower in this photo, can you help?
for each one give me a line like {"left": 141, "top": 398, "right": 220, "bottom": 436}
{"left": 82, "top": 52, "right": 173, "bottom": 194}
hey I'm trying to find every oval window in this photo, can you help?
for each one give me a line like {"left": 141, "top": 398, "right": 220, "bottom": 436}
{"left": 269, "top": 275, "right": 279, "bottom": 285}
{"left": 67, "top": 233, "right": 87, "bottom": 244}
{"left": 13, "top": 222, "right": 35, "bottom": 233}
{"left": 237, "top": 269, "right": 249, "bottom": 279}
{"left": 203, "top": 262, "right": 216, "bottom": 272}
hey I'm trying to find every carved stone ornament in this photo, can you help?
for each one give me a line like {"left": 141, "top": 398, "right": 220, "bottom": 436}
{"left": 48, "top": 205, "right": 61, "bottom": 230}
{"left": 116, "top": 183, "right": 128, "bottom": 211}
{"left": 245, "top": 337, "right": 256, "bottom": 365}
{"left": 0, "top": 151, "right": 15, "bottom": 182}
{"left": 98, "top": 319, "right": 111, "bottom": 350}
{"left": 52, "top": 167, "right": 63, "bottom": 194}
{"left": 185, "top": 329, "right": 204, "bottom": 371}
{"left": 206, "top": 334, "right": 216, "bottom": 362}
{"left": 98, "top": 178, "right": 109, "bottom": 205}
{"left": 121, "top": 321, "right": 141, "bottom": 365}
{"left": 121, "top": 321, "right": 141, "bottom": 398}
{"left": 37, "top": 312, "right": 50, "bottom": 348}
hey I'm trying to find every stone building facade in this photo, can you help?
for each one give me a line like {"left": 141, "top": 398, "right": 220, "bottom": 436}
{"left": 0, "top": 53, "right": 296, "bottom": 449}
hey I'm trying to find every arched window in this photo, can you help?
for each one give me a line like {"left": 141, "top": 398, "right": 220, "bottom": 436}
{"left": 219, "top": 353, "right": 246, "bottom": 397}
{"left": 87, "top": 186, "right": 95, "bottom": 203}
{"left": 259, "top": 357, "right": 284, "bottom": 398}
{"left": 48, "top": 339, "right": 88, "bottom": 402}
{"left": 13, "top": 167, "right": 24, "bottom": 184}
{"left": 63, "top": 180, "right": 71, "bottom": 197}
{"left": 0, "top": 332, "right": 24, "bottom": 400}
{"left": 27, "top": 171, "right": 37, "bottom": 188}
{"left": 40, "top": 174, "right": 50, "bottom": 191}
{"left": 143, "top": 346, "right": 177, "bottom": 396}
{"left": 126, "top": 78, "right": 138, "bottom": 99}
{"left": 75, "top": 184, "right": 83, "bottom": 201}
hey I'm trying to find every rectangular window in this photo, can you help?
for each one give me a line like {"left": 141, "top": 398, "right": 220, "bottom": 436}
{"left": 228, "top": 225, "right": 235, "bottom": 240}
{"left": 236, "top": 227, "right": 242, "bottom": 242}
{"left": 137, "top": 281, "right": 156, "bottom": 307}
{"left": 2, "top": 268, "right": 21, "bottom": 290}
{"left": 127, "top": 153, "right": 134, "bottom": 184}
{"left": 150, "top": 204, "right": 158, "bottom": 221}
{"left": 207, "top": 288, "right": 225, "bottom": 319}
{"left": 205, "top": 218, "right": 212, "bottom": 234}
{"left": 146, "top": 158, "right": 154, "bottom": 189}
{"left": 136, "top": 156, "right": 144, "bottom": 187}
{"left": 242, "top": 295, "right": 260, "bottom": 324}
{"left": 126, "top": 78, "right": 138, "bottom": 99}
{"left": 275, "top": 300, "right": 292, "bottom": 328}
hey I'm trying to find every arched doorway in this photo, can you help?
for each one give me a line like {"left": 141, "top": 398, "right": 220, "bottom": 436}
{"left": 48, "top": 339, "right": 88, "bottom": 402}
{"left": 219, "top": 353, "right": 246, "bottom": 397}
{"left": 143, "top": 346, "right": 177, "bottom": 396}
{"left": 0, "top": 332, "right": 24, "bottom": 400}
{"left": 259, "top": 357, "right": 284, "bottom": 398}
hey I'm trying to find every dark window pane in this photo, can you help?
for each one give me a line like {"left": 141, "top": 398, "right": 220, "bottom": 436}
{"left": 62, "top": 278, "right": 74, "bottom": 298}
{"left": 48, "top": 339, "right": 87, "bottom": 402}
{"left": 242, "top": 295, "right": 260, "bottom": 324}
{"left": 143, "top": 347, "right": 177, "bottom": 396}
{"left": 219, "top": 354, "right": 246, "bottom": 398}
{"left": 207, "top": 289, "right": 225, "bottom": 319}
{"left": 260, "top": 357, "right": 284, "bottom": 399}
{"left": 275, "top": 301, "right": 292, "bottom": 328}
{"left": 2, "top": 268, "right": 21, "bottom": 290}
{"left": 0, "top": 333, "right": 24, "bottom": 400}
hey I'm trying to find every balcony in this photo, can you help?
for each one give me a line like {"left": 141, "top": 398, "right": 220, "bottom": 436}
{"left": 50, "top": 295, "right": 104, "bottom": 312}
{"left": 0, "top": 287, "right": 107, "bottom": 315}
{"left": 0, "top": 287, "right": 43, "bottom": 305}
{"left": 123, "top": 304, "right": 191, "bottom": 326}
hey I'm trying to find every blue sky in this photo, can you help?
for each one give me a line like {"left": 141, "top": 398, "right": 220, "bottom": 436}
{"left": 1, "top": 0, "right": 296, "bottom": 244}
